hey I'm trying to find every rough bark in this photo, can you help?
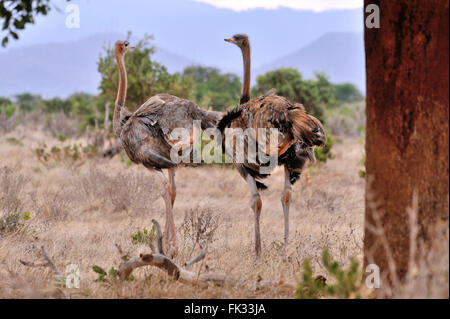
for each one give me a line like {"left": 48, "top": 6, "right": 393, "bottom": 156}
{"left": 364, "top": 0, "right": 449, "bottom": 283}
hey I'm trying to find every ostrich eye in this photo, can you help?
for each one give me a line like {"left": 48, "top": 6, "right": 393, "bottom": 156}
{"left": 312, "top": 128, "right": 319, "bottom": 134}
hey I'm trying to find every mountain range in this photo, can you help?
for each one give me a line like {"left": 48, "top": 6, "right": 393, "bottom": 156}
{"left": 0, "top": 33, "right": 196, "bottom": 98}
{"left": 0, "top": 31, "right": 364, "bottom": 98}
{"left": 256, "top": 32, "right": 365, "bottom": 91}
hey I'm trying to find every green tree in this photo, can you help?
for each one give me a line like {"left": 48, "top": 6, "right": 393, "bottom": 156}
{"left": 332, "top": 83, "right": 364, "bottom": 103}
{"left": 97, "top": 33, "right": 194, "bottom": 112}
{"left": 252, "top": 68, "right": 333, "bottom": 122}
{"left": 14, "top": 93, "right": 43, "bottom": 112}
{"left": 252, "top": 68, "right": 303, "bottom": 103}
{"left": 312, "top": 72, "right": 336, "bottom": 106}
{"left": 67, "top": 92, "right": 95, "bottom": 117}
{"left": 182, "top": 66, "right": 241, "bottom": 111}
{"left": 0, "top": 97, "right": 17, "bottom": 118}
{"left": 0, "top": 97, "right": 11, "bottom": 106}
{"left": 43, "top": 97, "right": 71, "bottom": 114}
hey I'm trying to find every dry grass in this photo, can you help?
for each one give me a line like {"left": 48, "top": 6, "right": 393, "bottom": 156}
{"left": 0, "top": 126, "right": 366, "bottom": 298}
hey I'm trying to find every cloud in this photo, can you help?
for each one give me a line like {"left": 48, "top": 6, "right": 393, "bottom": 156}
{"left": 193, "top": 0, "right": 363, "bottom": 12}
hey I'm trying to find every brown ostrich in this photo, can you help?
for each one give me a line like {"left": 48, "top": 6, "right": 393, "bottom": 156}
{"left": 219, "top": 34, "right": 326, "bottom": 257}
{"left": 113, "top": 40, "right": 220, "bottom": 254}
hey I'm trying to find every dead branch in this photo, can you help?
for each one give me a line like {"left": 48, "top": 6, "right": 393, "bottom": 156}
{"left": 151, "top": 219, "right": 164, "bottom": 255}
{"left": 19, "top": 260, "right": 49, "bottom": 268}
{"left": 184, "top": 247, "right": 206, "bottom": 270}
{"left": 40, "top": 246, "right": 62, "bottom": 276}
{"left": 113, "top": 219, "right": 296, "bottom": 292}
{"left": 20, "top": 246, "right": 62, "bottom": 276}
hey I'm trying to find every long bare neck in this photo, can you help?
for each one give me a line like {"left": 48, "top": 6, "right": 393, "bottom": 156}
{"left": 113, "top": 51, "right": 127, "bottom": 138}
{"left": 240, "top": 44, "right": 251, "bottom": 104}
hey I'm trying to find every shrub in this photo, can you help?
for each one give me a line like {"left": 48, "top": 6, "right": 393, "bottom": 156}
{"left": 131, "top": 226, "right": 156, "bottom": 246}
{"left": 0, "top": 166, "right": 28, "bottom": 216}
{"left": 35, "top": 143, "right": 98, "bottom": 168}
{"left": 0, "top": 211, "right": 31, "bottom": 235}
{"left": 92, "top": 265, "right": 124, "bottom": 283}
{"left": 6, "top": 137, "right": 23, "bottom": 146}
{"left": 314, "top": 132, "right": 335, "bottom": 163}
{"left": 296, "top": 248, "right": 364, "bottom": 299}
{"left": 326, "top": 102, "right": 366, "bottom": 137}
{"left": 180, "top": 206, "right": 219, "bottom": 254}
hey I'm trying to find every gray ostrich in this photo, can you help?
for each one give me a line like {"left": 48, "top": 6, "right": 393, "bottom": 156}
{"left": 113, "top": 40, "right": 220, "bottom": 255}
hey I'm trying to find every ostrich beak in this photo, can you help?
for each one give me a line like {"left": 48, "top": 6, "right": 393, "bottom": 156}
{"left": 224, "top": 38, "right": 235, "bottom": 44}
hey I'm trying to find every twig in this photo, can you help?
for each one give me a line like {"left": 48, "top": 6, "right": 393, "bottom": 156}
{"left": 349, "top": 223, "right": 362, "bottom": 250}
{"left": 185, "top": 247, "right": 207, "bottom": 271}
{"left": 151, "top": 219, "right": 164, "bottom": 255}
{"left": 19, "top": 260, "right": 49, "bottom": 268}
{"left": 40, "top": 246, "right": 62, "bottom": 276}
{"left": 20, "top": 246, "right": 62, "bottom": 277}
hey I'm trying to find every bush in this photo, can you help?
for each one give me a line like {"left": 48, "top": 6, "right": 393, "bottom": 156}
{"left": 314, "top": 132, "right": 335, "bottom": 163}
{"left": 131, "top": 226, "right": 156, "bottom": 246}
{"left": 252, "top": 69, "right": 332, "bottom": 122}
{"left": 182, "top": 66, "right": 241, "bottom": 111}
{"left": 92, "top": 265, "right": 124, "bottom": 283}
{"left": 180, "top": 206, "right": 219, "bottom": 254}
{"left": 296, "top": 248, "right": 363, "bottom": 299}
{"left": 0, "top": 211, "right": 31, "bottom": 235}
{"left": 35, "top": 142, "right": 98, "bottom": 168}
{"left": 326, "top": 102, "right": 365, "bottom": 137}
{"left": 0, "top": 166, "right": 30, "bottom": 236}
{"left": 332, "top": 83, "right": 364, "bottom": 104}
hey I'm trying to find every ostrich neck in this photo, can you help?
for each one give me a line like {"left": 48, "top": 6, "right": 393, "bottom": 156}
{"left": 113, "top": 51, "right": 127, "bottom": 137}
{"left": 240, "top": 45, "right": 251, "bottom": 104}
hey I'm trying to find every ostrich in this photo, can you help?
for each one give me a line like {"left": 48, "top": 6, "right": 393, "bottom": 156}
{"left": 113, "top": 40, "right": 220, "bottom": 254}
{"left": 219, "top": 34, "right": 326, "bottom": 257}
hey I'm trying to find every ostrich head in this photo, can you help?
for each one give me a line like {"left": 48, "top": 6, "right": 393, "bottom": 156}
{"left": 224, "top": 34, "right": 249, "bottom": 48}
{"left": 115, "top": 40, "right": 134, "bottom": 56}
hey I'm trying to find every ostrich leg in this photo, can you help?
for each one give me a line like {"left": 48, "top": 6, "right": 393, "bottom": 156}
{"left": 281, "top": 166, "right": 293, "bottom": 253}
{"left": 156, "top": 170, "right": 177, "bottom": 256}
{"left": 247, "top": 175, "right": 262, "bottom": 257}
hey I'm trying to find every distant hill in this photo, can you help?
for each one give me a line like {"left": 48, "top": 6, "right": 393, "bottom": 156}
{"left": 0, "top": 33, "right": 197, "bottom": 98}
{"left": 0, "top": 32, "right": 365, "bottom": 98}
{"left": 255, "top": 32, "right": 365, "bottom": 92}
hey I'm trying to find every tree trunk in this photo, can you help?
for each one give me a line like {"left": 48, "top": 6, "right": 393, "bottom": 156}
{"left": 364, "top": 0, "right": 449, "bottom": 284}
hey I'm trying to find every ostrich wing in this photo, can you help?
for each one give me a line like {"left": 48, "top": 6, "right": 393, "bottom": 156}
{"left": 133, "top": 94, "right": 219, "bottom": 147}
{"left": 229, "top": 95, "right": 299, "bottom": 158}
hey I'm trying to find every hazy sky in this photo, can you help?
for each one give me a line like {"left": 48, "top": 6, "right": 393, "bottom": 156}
{"left": 0, "top": 0, "right": 365, "bottom": 97}
{"left": 194, "top": 0, "right": 363, "bottom": 12}
{"left": 2, "top": 0, "right": 364, "bottom": 68}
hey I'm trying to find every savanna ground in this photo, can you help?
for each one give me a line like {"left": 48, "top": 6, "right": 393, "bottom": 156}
{"left": 0, "top": 124, "right": 365, "bottom": 298}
